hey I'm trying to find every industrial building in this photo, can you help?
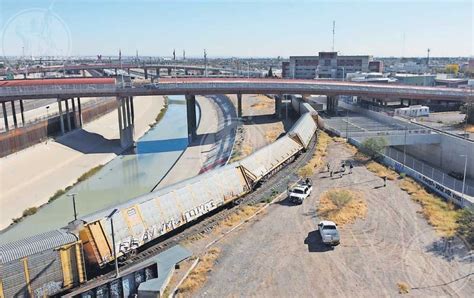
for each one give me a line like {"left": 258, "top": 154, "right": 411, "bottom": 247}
{"left": 393, "top": 73, "right": 436, "bottom": 86}
{"left": 282, "top": 52, "right": 383, "bottom": 79}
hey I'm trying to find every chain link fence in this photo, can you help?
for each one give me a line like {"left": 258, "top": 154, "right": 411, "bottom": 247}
{"left": 386, "top": 147, "right": 473, "bottom": 197}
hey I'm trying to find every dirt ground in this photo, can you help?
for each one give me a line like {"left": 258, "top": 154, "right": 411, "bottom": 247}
{"left": 227, "top": 94, "right": 294, "bottom": 162}
{"left": 191, "top": 141, "right": 473, "bottom": 297}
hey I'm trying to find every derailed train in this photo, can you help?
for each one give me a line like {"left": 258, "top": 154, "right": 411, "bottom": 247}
{"left": 0, "top": 97, "right": 319, "bottom": 297}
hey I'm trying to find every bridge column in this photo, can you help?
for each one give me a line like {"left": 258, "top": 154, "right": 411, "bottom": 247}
{"left": 168, "top": 68, "right": 172, "bottom": 76}
{"left": 19, "top": 99, "right": 25, "bottom": 126}
{"left": 130, "top": 96, "right": 135, "bottom": 124}
{"left": 275, "top": 95, "right": 282, "bottom": 118}
{"left": 144, "top": 68, "right": 148, "bottom": 80}
{"left": 71, "top": 97, "right": 77, "bottom": 129}
{"left": 65, "top": 98, "right": 71, "bottom": 132}
{"left": 156, "top": 68, "right": 160, "bottom": 78}
{"left": 185, "top": 95, "right": 197, "bottom": 141}
{"left": 327, "top": 95, "right": 339, "bottom": 115}
{"left": 237, "top": 93, "right": 242, "bottom": 118}
{"left": 11, "top": 101, "right": 18, "bottom": 128}
{"left": 117, "top": 97, "right": 134, "bottom": 148}
{"left": 77, "top": 98, "right": 83, "bottom": 128}
{"left": 117, "top": 97, "right": 124, "bottom": 145}
{"left": 115, "top": 68, "right": 118, "bottom": 75}
{"left": 2, "top": 102, "right": 9, "bottom": 132}
{"left": 185, "top": 69, "right": 189, "bottom": 76}
{"left": 57, "top": 99, "right": 65, "bottom": 135}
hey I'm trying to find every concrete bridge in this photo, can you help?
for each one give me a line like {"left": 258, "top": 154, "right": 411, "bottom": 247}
{"left": 0, "top": 77, "right": 469, "bottom": 148}
{"left": 0, "top": 63, "right": 244, "bottom": 79}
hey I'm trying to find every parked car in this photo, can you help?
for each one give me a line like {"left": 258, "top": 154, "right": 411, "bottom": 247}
{"left": 288, "top": 180, "right": 312, "bottom": 204}
{"left": 318, "top": 220, "right": 340, "bottom": 246}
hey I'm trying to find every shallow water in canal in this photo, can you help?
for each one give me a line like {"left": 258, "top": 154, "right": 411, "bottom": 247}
{"left": 0, "top": 95, "right": 194, "bottom": 243}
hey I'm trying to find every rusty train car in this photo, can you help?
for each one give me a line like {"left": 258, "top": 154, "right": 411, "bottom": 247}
{"left": 0, "top": 100, "right": 318, "bottom": 296}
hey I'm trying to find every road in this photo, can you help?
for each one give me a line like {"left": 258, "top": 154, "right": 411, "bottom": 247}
{"left": 196, "top": 141, "right": 473, "bottom": 297}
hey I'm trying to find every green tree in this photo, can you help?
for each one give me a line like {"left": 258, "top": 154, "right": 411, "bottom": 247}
{"left": 361, "top": 137, "right": 387, "bottom": 160}
{"left": 267, "top": 67, "right": 273, "bottom": 77}
{"left": 460, "top": 102, "right": 474, "bottom": 124}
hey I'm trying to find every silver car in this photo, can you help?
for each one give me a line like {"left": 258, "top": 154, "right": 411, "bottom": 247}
{"left": 318, "top": 220, "right": 340, "bottom": 246}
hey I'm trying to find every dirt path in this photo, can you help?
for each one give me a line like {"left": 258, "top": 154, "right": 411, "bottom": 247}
{"left": 196, "top": 141, "right": 473, "bottom": 297}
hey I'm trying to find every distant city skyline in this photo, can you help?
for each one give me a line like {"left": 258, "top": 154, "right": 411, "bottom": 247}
{"left": 0, "top": 0, "right": 472, "bottom": 58}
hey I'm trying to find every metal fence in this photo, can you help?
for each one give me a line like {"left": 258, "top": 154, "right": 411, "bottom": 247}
{"left": 386, "top": 146, "right": 474, "bottom": 197}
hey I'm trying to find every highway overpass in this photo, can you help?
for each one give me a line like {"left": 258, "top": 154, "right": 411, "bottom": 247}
{"left": 0, "top": 77, "right": 470, "bottom": 148}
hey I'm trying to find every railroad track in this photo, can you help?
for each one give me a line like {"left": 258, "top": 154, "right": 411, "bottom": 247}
{"left": 72, "top": 133, "right": 318, "bottom": 292}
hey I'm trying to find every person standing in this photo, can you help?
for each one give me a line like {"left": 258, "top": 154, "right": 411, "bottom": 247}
{"left": 349, "top": 162, "right": 353, "bottom": 174}
{"left": 383, "top": 176, "right": 387, "bottom": 187}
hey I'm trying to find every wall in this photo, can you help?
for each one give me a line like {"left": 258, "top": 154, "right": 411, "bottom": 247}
{"left": 0, "top": 99, "right": 117, "bottom": 157}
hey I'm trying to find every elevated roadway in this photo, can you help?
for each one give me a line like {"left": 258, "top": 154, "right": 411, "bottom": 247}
{"left": 0, "top": 78, "right": 469, "bottom": 101}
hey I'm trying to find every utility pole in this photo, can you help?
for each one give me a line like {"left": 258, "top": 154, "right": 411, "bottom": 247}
{"left": 427, "top": 48, "right": 430, "bottom": 66}
{"left": 173, "top": 49, "right": 176, "bottom": 61}
{"left": 204, "top": 49, "right": 208, "bottom": 77}
{"left": 332, "top": 20, "right": 336, "bottom": 52}
{"left": 107, "top": 209, "right": 119, "bottom": 278}
{"left": 67, "top": 193, "right": 78, "bottom": 221}
{"left": 183, "top": 50, "right": 186, "bottom": 61}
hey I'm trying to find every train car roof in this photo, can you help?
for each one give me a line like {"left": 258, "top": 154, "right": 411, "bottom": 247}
{"left": 0, "top": 229, "right": 77, "bottom": 264}
{"left": 0, "top": 77, "right": 115, "bottom": 87}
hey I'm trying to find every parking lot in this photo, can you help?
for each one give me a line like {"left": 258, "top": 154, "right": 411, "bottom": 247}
{"left": 196, "top": 141, "right": 473, "bottom": 297}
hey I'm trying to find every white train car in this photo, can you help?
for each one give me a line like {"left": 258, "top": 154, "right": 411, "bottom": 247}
{"left": 394, "top": 105, "right": 429, "bottom": 118}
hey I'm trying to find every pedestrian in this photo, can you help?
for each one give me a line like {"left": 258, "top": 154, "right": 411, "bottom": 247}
{"left": 326, "top": 163, "right": 330, "bottom": 172}
{"left": 330, "top": 170, "right": 333, "bottom": 177}
{"left": 349, "top": 162, "right": 353, "bottom": 174}
{"left": 383, "top": 176, "right": 387, "bottom": 187}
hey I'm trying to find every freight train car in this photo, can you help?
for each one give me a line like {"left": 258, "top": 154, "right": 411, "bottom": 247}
{"left": 0, "top": 229, "right": 85, "bottom": 297}
{"left": 79, "top": 165, "right": 250, "bottom": 268}
{"left": 238, "top": 135, "right": 303, "bottom": 185}
{"left": 288, "top": 112, "right": 318, "bottom": 149}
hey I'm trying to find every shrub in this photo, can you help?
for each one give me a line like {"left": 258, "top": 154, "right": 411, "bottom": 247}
{"left": 360, "top": 137, "right": 387, "bottom": 160}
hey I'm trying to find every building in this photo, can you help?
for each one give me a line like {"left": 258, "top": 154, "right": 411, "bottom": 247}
{"left": 282, "top": 52, "right": 380, "bottom": 79}
{"left": 368, "top": 61, "right": 383, "bottom": 73}
{"left": 393, "top": 73, "right": 436, "bottom": 86}
{"left": 347, "top": 72, "right": 396, "bottom": 83}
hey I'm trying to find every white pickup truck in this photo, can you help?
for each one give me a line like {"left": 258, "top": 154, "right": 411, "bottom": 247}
{"left": 288, "top": 181, "right": 312, "bottom": 204}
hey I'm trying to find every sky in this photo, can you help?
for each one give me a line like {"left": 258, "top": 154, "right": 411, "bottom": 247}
{"left": 0, "top": 0, "right": 472, "bottom": 58}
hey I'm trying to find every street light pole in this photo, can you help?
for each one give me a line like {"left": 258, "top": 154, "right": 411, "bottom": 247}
{"left": 67, "top": 193, "right": 78, "bottom": 220}
{"left": 461, "top": 154, "right": 468, "bottom": 203}
{"left": 247, "top": 61, "right": 250, "bottom": 79}
{"left": 107, "top": 208, "right": 119, "bottom": 278}
{"left": 403, "top": 125, "right": 407, "bottom": 166}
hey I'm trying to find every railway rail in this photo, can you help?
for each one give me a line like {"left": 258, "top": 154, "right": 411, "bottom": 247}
{"left": 67, "top": 133, "right": 318, "bottom": 295}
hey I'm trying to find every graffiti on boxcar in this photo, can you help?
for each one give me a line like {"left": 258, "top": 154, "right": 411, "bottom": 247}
{"left": 34, "top": 281, "right": 62, "bottom": 297}
{"left": 183, "top": 200, "right": 216, "bottom": 222}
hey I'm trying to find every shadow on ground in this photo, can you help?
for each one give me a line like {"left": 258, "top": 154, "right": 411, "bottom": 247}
{"left": 304, "top": 230, "right": 334, "bottom": 252}
{"left": 56, "top": 129, "right": 122, "bottom": 154}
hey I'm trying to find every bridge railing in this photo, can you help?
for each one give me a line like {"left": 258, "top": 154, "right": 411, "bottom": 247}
{"left": 0, "top": 83, "right": 116, "bottom": 97}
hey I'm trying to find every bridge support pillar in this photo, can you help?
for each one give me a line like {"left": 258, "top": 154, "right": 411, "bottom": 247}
{"left": 275, "top": 95, "right": 282, "bottom": 118}
{"left": 185, "top": 95, "right": 197, "bottom": 142}
{"left": 65, "top": 98, "right": 72, "bottom": 132}
{"left": 156, "top": 68, "right": 160, "bottom": 78}
{"left": 58, "top": 99, "right": 65, "bottom": 135}
{"left": 19, "top": 99, "right": 25, "bottom": 126}
{"left": 77, "top": 98, "right": 83, "bottom": 128}
{"left": 237, "top": 93, "right": 242, "bottom": 118}
{"left": 130, "top": 96, "right": 135, "bottom": 124}
{"left": 115, "top": 68, "right": 118, "bottom": 75}
{"left": 327, "top": 95, "right": 339, "bottom": 115}
{"left": 71, "top": 98, "right": 77, "bottom": 128}
{"left": 11, "top": 101, "right": 18, "bottom": 128}
{"left": 168, "top": 68, "right": 172, "bottom": 76}
{"left": 2, "top": 102, "right": 9, "bottom": 132}
{"left": 117, "top": 97, "right": 134, "bottom": 148}
{"left": 185, "top": 69, "right": 189, "bottom": 76}
{"left": 144, "top": 68, "right": 148, "bottom": 80}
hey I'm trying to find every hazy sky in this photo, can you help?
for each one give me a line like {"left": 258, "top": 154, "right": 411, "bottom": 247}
{"left": 0, "top": 0, "right": 472, "bottom": 58}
